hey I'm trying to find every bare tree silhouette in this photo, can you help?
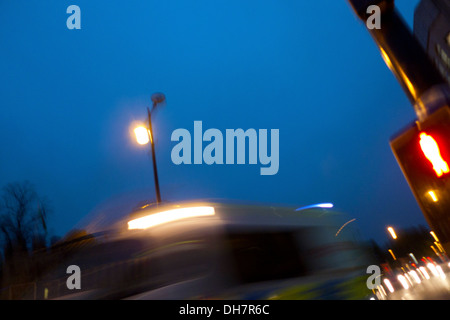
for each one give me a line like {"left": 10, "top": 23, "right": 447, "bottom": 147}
{"left": 0, "top": 181, "right": 52, "bottom": 297}
{"left": 0, "top": 181, "right": 50, "bottom": 254}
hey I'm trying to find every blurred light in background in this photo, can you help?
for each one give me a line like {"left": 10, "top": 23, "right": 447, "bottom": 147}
{"left": 409, "top": 270, "right": 421, "bottom": 284}
{"left": 436, "top": 265, "right": 446, "bottom": 280}
{"left": 427, "top": 263, "right": 439, "bottom": 278}
{"left": 388, "top": 249, "right": 397, "bottom": 260}
{"left": 387, "top": 226, "right": 397, "bottom": 239}
{"left": 335, "top": 218, "right": 356, "bottom": 237}
{"left": 295, "top": 203, "right": 333, "bottom": 211}
{"left": 409, "top": 253, "right": 418, "bottom": 264}
{"left": 419, "top": 267, "right": 430, "bottom": 280}
{"left": 397, "top": 274, "right": 409, "bottom": 290}
{"left": 383, "top": 279, "right": 395, "bottom": 293}
{"left": 430, "top": 231, "right": 440, "bottom": 242}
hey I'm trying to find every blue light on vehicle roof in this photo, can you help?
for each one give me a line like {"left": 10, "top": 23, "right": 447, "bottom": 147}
{"left": 295, "top": 203, "right": 334, "bottom": 211}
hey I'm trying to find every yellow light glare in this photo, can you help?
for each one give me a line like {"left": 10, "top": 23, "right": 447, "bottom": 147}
{"left": 379, "top": 48, "right": 418, "bottom": 101}
{"left": 402, "top": 73, "right": 417, "bottom": 102}
{"left": 430, "top": 231, "right": 440, "bottom": 242}
{"left": 128, "top": 206, "right": 215, "bottom": 230}
{"left": 387, "top": 227, "right": 397, "bottom": 240}
{"left": 388, "top": 249, "right": 397, "bottom": 260}
{"left": 435, "top": 242, "right": 444, "bottom": 253}
{"left": 134, "top": 126, "right": 150, "bottom": 145}
{"left": 428, "top": 191, "right": 438, "bottom": 202}
{"left": 380, "top": 48, "right": 393, "bottom": 71}
{"left": 430, "top": 245, "right": 438, "bottom": 255}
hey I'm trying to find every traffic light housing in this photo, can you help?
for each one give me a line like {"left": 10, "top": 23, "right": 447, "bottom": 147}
{"left": 390, "top": 106, "right": 450, "bottom": 250}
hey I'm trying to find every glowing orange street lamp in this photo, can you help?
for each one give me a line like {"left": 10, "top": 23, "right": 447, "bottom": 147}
{"left": 134, "top": 126, "right": 150, "bottom": 145}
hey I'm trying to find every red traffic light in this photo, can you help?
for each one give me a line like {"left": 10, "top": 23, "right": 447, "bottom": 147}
{"left": 419, "top": 132, "right": 450, "bottom": 178}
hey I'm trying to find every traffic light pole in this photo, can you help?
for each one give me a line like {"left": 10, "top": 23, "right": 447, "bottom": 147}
{"left": 349, "top": 0, "right": 450, "bottom": 253}
{"left": 347, "top": 0, "right": 448, "bottom": 119}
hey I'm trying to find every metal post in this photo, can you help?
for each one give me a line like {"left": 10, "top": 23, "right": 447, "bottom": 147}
{"left": 147, "top": 106, "right": 162, "bottom": 204}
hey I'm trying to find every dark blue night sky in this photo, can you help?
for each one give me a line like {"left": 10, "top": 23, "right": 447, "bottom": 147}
{"left": 0, "top": 1, "right": 425, "bottom": 244}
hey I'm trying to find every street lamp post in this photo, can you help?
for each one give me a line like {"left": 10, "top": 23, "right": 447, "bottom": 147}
{"left": 134, "top": 93, "right": 166, "bottom": 205}
{"left": 147, "top": 108, "right": 160, "bottom": 204}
